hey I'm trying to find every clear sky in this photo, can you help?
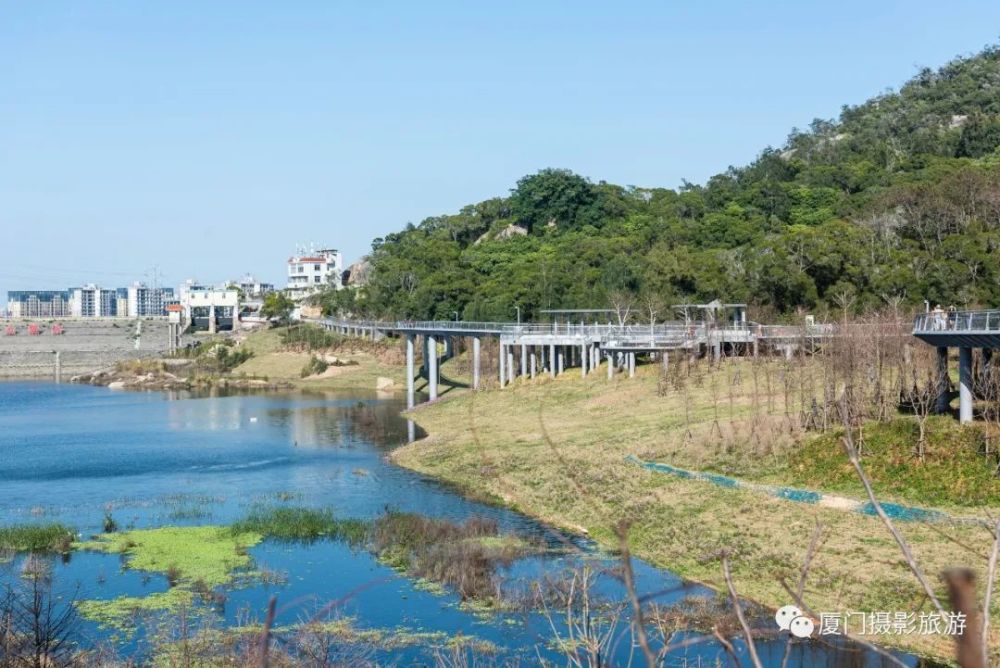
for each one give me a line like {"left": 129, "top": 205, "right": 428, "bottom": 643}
{"left": 3, "top": 2, "right": 999, "bottom": 295}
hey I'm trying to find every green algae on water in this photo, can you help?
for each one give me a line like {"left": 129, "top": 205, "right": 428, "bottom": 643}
{"left": 77, "top": 589, "right": 194, "bottom": 633}
{"left": 74, "top": 525, "right": 262, "bottom": 587}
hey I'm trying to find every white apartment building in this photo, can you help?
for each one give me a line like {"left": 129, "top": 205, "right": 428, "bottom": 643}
{"left": 286, "top": 248, "right": 342, "bottom": 301}
{"left": 6, "top": 291, "right": 73, "bottom": 318}
{"left": 233, "top": 274, "right": 275, "bottom": 301}
{"left": 71, "top": 285, "right": 118, "bottom": 318}
{"left": 127, "top": 283, "right": 175, "bottom": 317}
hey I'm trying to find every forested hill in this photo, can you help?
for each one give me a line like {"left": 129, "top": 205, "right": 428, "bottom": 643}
{"left": 328, "top": 45, "right": 1000, "bottom": 322}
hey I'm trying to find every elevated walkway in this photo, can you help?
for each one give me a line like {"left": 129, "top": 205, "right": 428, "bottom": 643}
{"left": 911, "top": 309, "right": 1000, "bottom": 423}
{"left": 913, "top": 309, "right": 1000, "bottom": 348}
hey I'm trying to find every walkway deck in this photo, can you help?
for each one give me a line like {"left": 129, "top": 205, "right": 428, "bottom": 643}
{"left": 913, "top": 309, "right": 1000, "bottom": 348}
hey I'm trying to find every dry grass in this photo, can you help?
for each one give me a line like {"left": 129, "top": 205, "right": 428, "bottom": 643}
{"left": 232, "top": 328, "right": 410, "bottom": 393}
{"left": 393, "top": 359, "right": 1000, "bottom": 661}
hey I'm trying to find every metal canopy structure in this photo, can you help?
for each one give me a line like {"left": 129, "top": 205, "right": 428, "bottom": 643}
{"left": 672, "top": 300, "right": 748, "bottom": 326}
{"left": 539, "top": 309, "right": 616, "bottom": 325}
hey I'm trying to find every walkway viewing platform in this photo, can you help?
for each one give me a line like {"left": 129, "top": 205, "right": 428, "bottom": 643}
{"left": 911, "top": 309, "right": 1000, "bottom": 424}
{"left": 913, "top": 309, "right": 1000, "bottom": 348}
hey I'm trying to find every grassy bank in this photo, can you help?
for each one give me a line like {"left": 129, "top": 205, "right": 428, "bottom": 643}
{"left": 234, "top": 326, "right": 409, "bottom": 393}
{"left": 392, "top": 360, "right": 1000, "bottom": 661}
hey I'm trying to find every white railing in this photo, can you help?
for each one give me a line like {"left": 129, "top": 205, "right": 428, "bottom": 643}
{"left": 755, "top": 323, "right": 835, "bottom": 339}
{"left": 914, "top": 309, "right": 1000, "bottom": 333}
{"left": 314, "top": 316, "right": 839, "bottom": 344}
{"left": 396, "top": 320, "right": 506, "bottom": 333}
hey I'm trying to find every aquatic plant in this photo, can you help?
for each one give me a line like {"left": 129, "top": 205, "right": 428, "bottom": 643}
{"left": 230, "top": 506, "right": 367, "bottom": 544}
{"left": 0, "top": 523, "right": 75, "bottom": 553}
{"left": 76, "top": 589, "right": 194, "bottom": 633}
{"left": 75, "top": 526, "right": 261, "bottom": 588}
{"left": 369, "top": 511, "right": 541, "bottom": 603}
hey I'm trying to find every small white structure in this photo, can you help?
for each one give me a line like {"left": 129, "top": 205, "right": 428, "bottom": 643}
{"left": 179, "top": 280, "right": 240, "bottom": 332}
{"left": 286, "top": 247, "right": 342, "bottom": 301}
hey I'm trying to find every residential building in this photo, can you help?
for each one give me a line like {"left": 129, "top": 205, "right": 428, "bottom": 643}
{"left": 115, "top": 288, "right": 129, "bottom": 318}
{"left": 71, "top": 285, "right": 118, "bottom": 318}
{"left": 233, "top": 274, "right": 275, "bottom": 301}
{"left": 6, "top": 291, "right": 73, "bottom": 318}
{"left": 286, "top": 247, "right": 342, "bottom": 301}
{"left": 127, "top": 283, "right": 175, "bottom": 317}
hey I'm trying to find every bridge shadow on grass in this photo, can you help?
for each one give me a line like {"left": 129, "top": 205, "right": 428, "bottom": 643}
{"left": 415, "top": 365, "right": 469, "bottom": 397}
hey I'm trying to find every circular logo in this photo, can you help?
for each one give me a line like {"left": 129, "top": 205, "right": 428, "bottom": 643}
{"left": 789, "top": 615, "right": 815, "bottom": 638}
{"left": 774, "top": 605, "right": 802, "bottom": 631}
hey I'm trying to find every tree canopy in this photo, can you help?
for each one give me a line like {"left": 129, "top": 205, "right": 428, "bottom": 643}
{"left": 331, "top": 45, "right": 1000, "bottom": 323}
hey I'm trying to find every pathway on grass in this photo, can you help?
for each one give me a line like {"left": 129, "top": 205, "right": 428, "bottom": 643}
{"left": 626, "top": 455, "right": 986, "bottom": 526}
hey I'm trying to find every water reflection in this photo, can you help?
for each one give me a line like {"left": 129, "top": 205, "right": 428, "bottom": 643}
{"left": 0, "top": 383, "right": 925, "bottom": 666}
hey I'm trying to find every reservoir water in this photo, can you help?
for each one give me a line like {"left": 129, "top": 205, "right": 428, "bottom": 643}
{"left": 0, "top": 382, "right": 921, "bottom": 666}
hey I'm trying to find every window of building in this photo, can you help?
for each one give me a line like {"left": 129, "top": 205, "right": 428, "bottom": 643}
{"left": 314, "top": 264, "right": 321, "bottom": 271}
{"left": 314, "top": 276, "right": 321, "bottom": 283}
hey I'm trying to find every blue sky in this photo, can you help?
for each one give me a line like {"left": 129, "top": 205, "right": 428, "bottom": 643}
{"left": 2, "top": 2, "right": 999, "bottom": 294}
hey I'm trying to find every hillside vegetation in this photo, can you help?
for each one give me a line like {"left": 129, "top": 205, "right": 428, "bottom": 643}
{"left": 326, "top": 45, "right": 1000, "bottom": 321}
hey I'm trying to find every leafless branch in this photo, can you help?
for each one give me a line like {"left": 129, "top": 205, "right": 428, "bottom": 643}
{"left": 616, "top": 522, "right": 658, "bottom": 668}
{"left": 721, "top": 554, "right": 763, "bottom": 668}
{"left": 981, "top": 520, "right": 1000, "bottom": 666}
{"left": 778, "top": 580, "right": 909, "bottom": 668}
{"left": 839, "top": 397, "right": 948, "bottom": 617}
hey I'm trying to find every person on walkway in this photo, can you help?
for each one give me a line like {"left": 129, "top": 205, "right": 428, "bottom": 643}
{"left": 931, "top": 304, "right": 945, "bottom": 331}
{"left": 947, "top": 304, "right": 957, "bottom": 330}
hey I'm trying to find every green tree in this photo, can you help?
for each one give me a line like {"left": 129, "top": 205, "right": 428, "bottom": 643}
{"left": 260, "top": 292, "right": 295, "bottom": 324}
{"left": 509, "top": 168, "right": 602, "bottom": 232}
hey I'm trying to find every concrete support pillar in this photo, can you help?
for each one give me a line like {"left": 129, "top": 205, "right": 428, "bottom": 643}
{"left": 444, "top": 336, "right": 453, "bottom": 359}
{"left": 661, "top": 350, "right": 669, "bottom": 374}
{"left": 960, "top": 347, "right": 973, "bottom": 424}
{"left": 628, "top": 352, "right": 636, "bottom": 378}
{"left": 558, "top": 349, "right": 564, "bottom": 375}
{"left": 581, "top": 344, "right": 588, "bottom": 378}
{"left": 550, "top": 344, "right": 557, "bottom": 378}
{"left": 499, "top": 343, "right": 506, "bottom": 387}
{"left": 508, "top": 350, "right": 515, "bottom": 382}
{"left": 208, "top": 305, "right": 217, "bottom": 334}
{"left": 473, "top": 337, "right": 481, "bottom": 390}
{"left": 936, "top": 346, "right": 950, "bottom": 414}
{"left": 406, "top": 335, "right": 415, "bottom": 409}
{"left": 520, "top": 344, "right": 527, "bottom": 378}
{"left": 607, "top": 352, "right": 613, "bottom": 380}
{"left": 54, "top": 351, "right": 62, "bottom": 383}
{"left": 530, "top": 349, "right": 536, "bottom": 379}
{"left": 428, "top": 335, "right": 438, "bottom": 401}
